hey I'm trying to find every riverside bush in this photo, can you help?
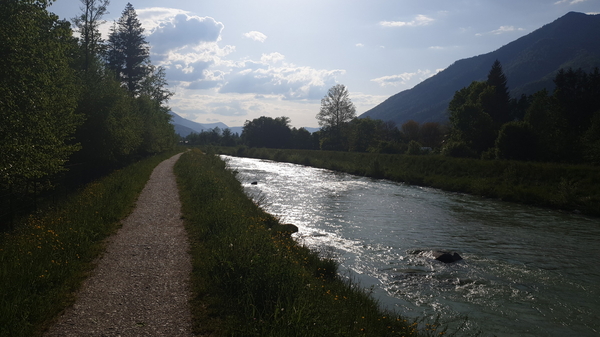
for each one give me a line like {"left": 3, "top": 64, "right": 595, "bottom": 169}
{"left": 0, "top": 150, "right": 181, "bottom": 337}
{"left": 175, "top": 149, "right": 437, "bottom": 336}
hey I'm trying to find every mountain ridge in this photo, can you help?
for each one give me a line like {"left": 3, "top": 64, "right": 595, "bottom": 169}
{"left": 360, "top": 12, "right": 600, "bottom": 125}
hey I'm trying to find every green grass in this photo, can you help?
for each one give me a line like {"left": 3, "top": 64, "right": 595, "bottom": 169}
{"left": 208, "top": 146, "right": 600, "bottom": 216}
{"left": 175, "top": 149, "right": 444, "bottom": 337}
{"left": 0, "top": 150, "right": 181, "bottom": 337}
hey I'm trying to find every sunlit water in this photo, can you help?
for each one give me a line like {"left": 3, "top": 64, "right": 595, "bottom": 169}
{"left": 223, "top": 155, "right": 600, "bottom": 336}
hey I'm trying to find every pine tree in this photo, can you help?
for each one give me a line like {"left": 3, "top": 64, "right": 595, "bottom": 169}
{"left": 106, "top": 3, "right": 149, "bottom": 94}
{"left": 486, "top": 60, "right": 512, "bottom": 126}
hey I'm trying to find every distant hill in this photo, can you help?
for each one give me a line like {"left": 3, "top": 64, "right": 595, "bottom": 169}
{"left": 169, "top": 111, "right": 241, "bottom": 137}
{"left": 169, "top": 111, "right": 228, "bottom": 134}
{"left": 360, "top": 12, "right": 600, "bottom": 125}
{"left": 170, "top": 111, "right": 320, "bottom": 137}
{"left": 173, "top": 124, "right": 197, "bottom": 138}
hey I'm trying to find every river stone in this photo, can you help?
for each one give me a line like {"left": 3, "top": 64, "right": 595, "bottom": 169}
{"left": 272, "top": 223, "right": 298, "bottom": 234}
{"left": 432, "top": 251, "right": 463, "bottom": 263}
{"left": 281, "top": 224, "right": 299, "bottom": 233}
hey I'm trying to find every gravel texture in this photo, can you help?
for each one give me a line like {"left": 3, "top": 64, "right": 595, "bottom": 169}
{"left": 45, "top": 153, "right": 194, "bottom": 336}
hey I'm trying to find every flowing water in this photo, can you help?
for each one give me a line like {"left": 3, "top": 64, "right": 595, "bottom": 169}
{"left": 223, "top": 155, "right": 600, "bottom": 336}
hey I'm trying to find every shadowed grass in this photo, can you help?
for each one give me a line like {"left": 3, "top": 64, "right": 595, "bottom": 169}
{"left": 0, "top": 150, "right": 181, "bottom": 337}
{"left": 208, "top": 146, "right": 600, "bottom": 216}
{"left": 175, "top": 149, "right": 443, "bottom": 336}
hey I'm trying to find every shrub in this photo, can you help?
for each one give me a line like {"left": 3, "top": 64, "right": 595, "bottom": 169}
{"left": 495, "top": 121, "right": 537, "bottom": 161}
{"left": 406, "top": 140, "right": 423, "bottom": 155}
{"left": 441, "top": 141, "right": 477, "bottom": 158}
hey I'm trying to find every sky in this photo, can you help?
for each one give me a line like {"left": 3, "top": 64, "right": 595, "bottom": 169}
{"left": 49, "top": 0, "right": 600, "bottom": 128}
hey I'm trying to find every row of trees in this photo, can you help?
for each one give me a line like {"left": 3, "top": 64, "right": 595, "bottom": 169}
{"left": 183, "top": 85, "right": 445, "bottom": 154}
{"left": 1, "top": 1, "right": 176, "bottom": 227}
{"left": 447, "top": 60, "right": 600, "bottom": 164}
{"left": 72, "top": 1, "right": 175, "bottom": 166}
{"left": 186, "top": 61, "right": 600, "bottom": 166}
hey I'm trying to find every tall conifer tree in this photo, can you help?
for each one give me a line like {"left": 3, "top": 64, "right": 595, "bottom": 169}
{"left": 106, "top": 3, "right": 149, "bottom": 94}
{"left": 486, "top": 60, "right": 512, "bottom": 126}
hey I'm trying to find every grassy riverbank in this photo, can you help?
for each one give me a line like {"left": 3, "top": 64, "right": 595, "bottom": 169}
{"left": 209, "top": 146, "right": 600, "bottom": 216}
{"left": 175, "top": 149, "right": 442, "bottom": 336}
{"left": 0, "top": 150, "right": 181, "bottom": 337}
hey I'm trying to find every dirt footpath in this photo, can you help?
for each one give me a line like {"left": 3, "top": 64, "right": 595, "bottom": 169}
{"left": 45, "top": 153, "right": 194, "bottom": 336}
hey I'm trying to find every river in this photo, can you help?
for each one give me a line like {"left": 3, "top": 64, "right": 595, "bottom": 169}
{"left": 222, "top": 155, "right": 600, "bottom": 336}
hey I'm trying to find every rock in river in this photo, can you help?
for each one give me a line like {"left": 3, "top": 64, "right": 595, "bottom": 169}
{"left": 432, "top": 251, "right": 463, "bottom": 263}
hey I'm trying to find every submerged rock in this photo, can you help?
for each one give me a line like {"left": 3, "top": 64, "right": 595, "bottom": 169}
{"left": 432, "top": 251, "right": 463, "bottom": 263}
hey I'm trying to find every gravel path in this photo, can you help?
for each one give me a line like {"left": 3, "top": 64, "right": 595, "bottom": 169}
{"left": 45, "top": 153, "right": 194, "bottom": 336}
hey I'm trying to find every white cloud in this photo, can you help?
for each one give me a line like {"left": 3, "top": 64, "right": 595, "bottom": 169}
{"left": 356, "top": 43, "right": 365, "bottom": 47}
{"left": 220, "top": 59, "right": 345, "bottom": 100}
{"left": 371, "top": 69, "right": 439, "bottom": 87}
{"left": 131, "top": 7, "right": 349, "bottom": 126}
{"left": 261, "top": 52, "right": 285, "bottom": 64}
{"left": 169, "top": 91, "right": 323, "bottom": 127}
{"left": 135, "top": 8, "right": 235, "bottom": 89}
{"left": 243, "top": 31, "right": 268, "bottom": 43}
{"left": 554, "top": 0, "right": 589, "bottom": 4}
{"left": 380, "top": 14, "right": 434, "bottom": 28}
{"left": 155, "top": 42, "right": 235, "bottom": 86}
{"left": 476, "top": 25, "right": 525, "bottom": 36}
{"left": 137, "top": 7, "right": 190, "bottom": 32}
{"left": 146, "top": 13, "right": 224, "bottom": 54}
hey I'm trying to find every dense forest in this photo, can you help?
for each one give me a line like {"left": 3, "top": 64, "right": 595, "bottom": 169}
{"left": 447, "top": 61, "right": 600, "bottom": 164}
{"left": 1, "top": 1, "right": 176, "bottom": 229}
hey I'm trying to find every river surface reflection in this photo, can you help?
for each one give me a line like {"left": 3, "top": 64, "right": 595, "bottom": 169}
{"left": 223, "top": 155, "right": 600, "bottom": 336}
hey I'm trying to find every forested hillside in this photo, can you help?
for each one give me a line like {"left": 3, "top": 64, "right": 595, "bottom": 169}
{"left": 361, "top": 12, "right": 600, "bottom": 125}
{"left": 0, "top": 1, "right": 176, "bottom": 229}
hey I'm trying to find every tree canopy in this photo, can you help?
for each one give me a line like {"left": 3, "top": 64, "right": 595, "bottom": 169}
{"left": 445, "top": 61, "right": 600, "bottom": 164}
{"left": 0, "top": 0, "right": 81, "bottom": 184}
{"left": 1, "top": 1, "right": 177, "bottom": 229}
{"left": 316, "top": 84, "right": 356, "bottom": 130}
{"left": 242, "top": 116, "right": 292, "bottom": 149}
{"left": 72, "top": 0, "right": 110, "bottom": 72}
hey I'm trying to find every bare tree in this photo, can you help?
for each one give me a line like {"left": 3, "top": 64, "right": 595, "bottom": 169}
{"left": 72, "top": 0, "right": 110, "bottom": 71}
{"left": 316, "top": 84, "right": 356, "bottom": 129}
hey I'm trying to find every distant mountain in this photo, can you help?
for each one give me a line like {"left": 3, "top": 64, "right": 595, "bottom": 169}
{"left": 360, "top": 12, "right": 600, "bottom": 125}
{"left": 173, "top": 124, "right": 197, "bottom": 138}
{"left": 169, "top": 111, "right": 228, "bottom": 134}
{"left": 170, "top": 111, "right": 319, "bottom": 137}
{"left": 169, "top": 111, "right": 241, "bottom": 137}
{"left": 303, "top": 127, "right": 321, "bottom": 133}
